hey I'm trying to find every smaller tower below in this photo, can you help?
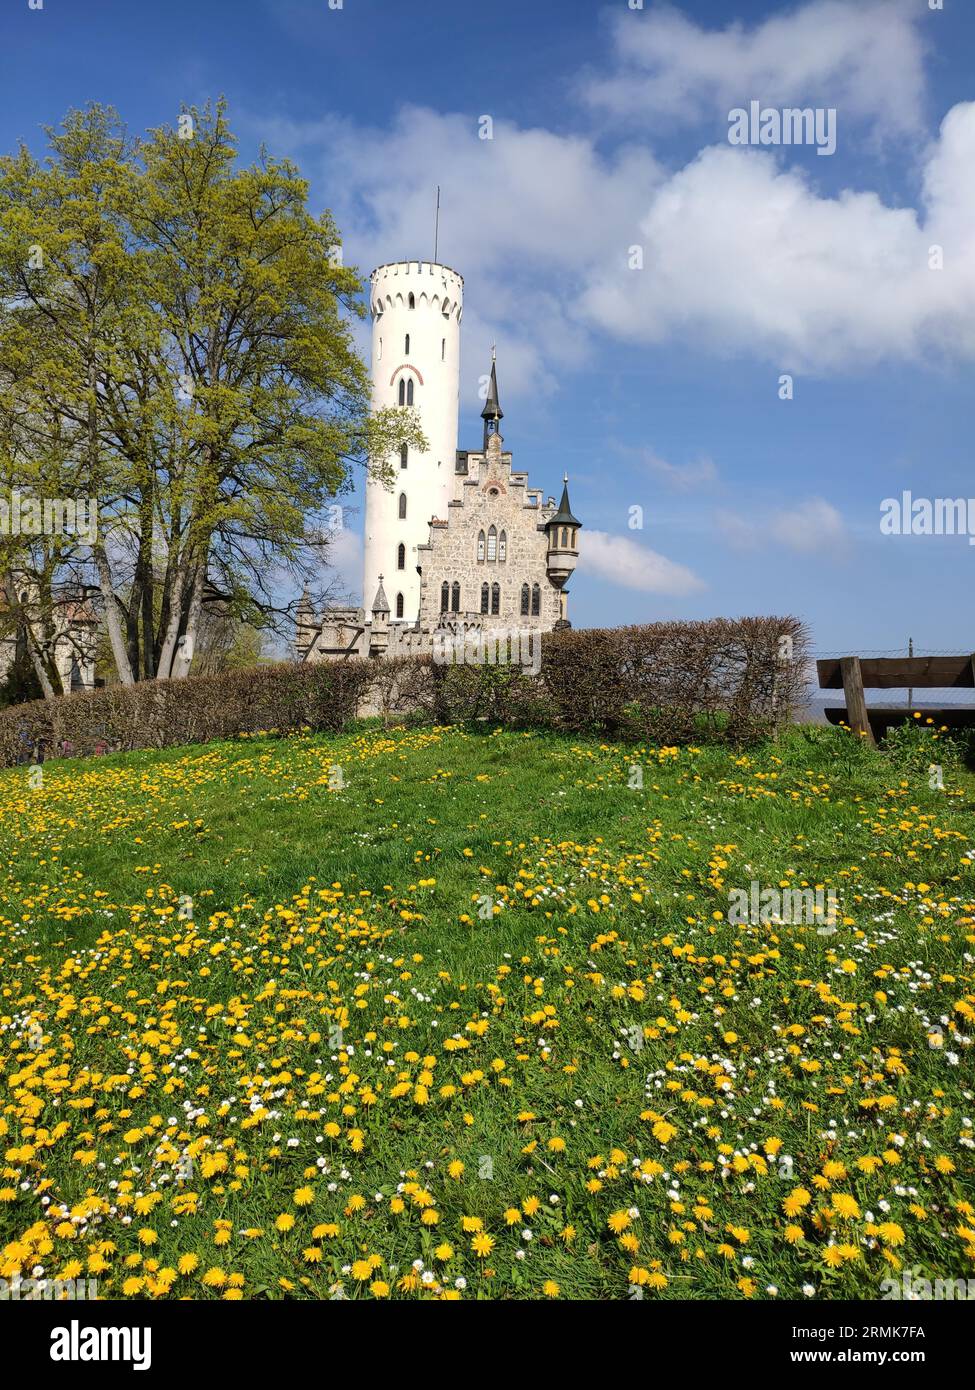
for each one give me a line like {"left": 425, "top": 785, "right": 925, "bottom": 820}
{"left": 481, "top": 348, "right": 504, "bottom": 449}
{"left": 370, "top": 575, "right": 390, "bottom": 657}
{"left": 546, "top": 476, "right": 581, "bottom": 594}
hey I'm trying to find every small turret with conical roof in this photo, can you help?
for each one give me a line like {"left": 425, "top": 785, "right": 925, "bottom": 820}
{"left": 369, "top": 574, "right": 390, "bottom": 657}
{"left": 481, "top": 347, "right": 504, "bottom": 449}
{"left": 546, "top": 475, "right": 581, "bottom": 598}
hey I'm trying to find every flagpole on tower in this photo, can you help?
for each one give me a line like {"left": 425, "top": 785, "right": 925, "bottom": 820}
{"left": 434, "top": 185, "right": 440, "bottom": 264}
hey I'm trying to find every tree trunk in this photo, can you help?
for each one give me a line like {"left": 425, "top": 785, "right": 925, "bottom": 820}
{"left": 92, "top": 542, "right": 136, "bottom": 685}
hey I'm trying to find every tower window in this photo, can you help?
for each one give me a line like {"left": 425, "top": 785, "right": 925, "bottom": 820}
{"left": 400, "top": 444, "right": 408, "bottom": 469}
{"left": 477, "top": 530, "right": 485, "bottom": 563}
{"left": 451, "top": 581, "right": 460, "bottom": 613}
{"left": 499, "top": 530, "right": 507, "bottom": 562}
{"left": 397, "top": 543, "right": 405, "bottom": 570}
{"left": 398, "top": 492, "right": 407, "bottom": 520}
{"left": 407, "top": 378, "right": 414, "bottom": 406}
{"left": 398, "top": 379, "right": 405, "bottom": 406}
{"left": 441, "top": 338, "right": 445, "bottom": 360}
{"left": 404, "top": 334, "right": 410, "bottom": 354}
{"left": 378, "top": 337, "right": 382, "bottom": 361}
{"left": 408, "top": 292, "right": 415, "bottom": 309}
{"left": 531, "top": 583, "right": 540, "bottom": 617}
{"left": 491, "top": 583, "right": 500, "bottom": 616}
{"left": 487, "top": 526, "right": 497, "bottom": 561}
{"left": 520, "top": 584, "right": 529, "bottom": 616}
{"left": 396, "top": 592, "right": 404, "bottom": 619}
{"left": 561, "top": 526, "right": 568, "bottom": 548}
{"left": 441, "top": 582, "right": 449, "bottom": 613}
{"left": 480, "top": 583, "right": 489, "bottom": 614}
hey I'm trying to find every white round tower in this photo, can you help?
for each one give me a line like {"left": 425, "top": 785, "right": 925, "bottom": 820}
{"left": 363, "top": 261, "right": 463, "bottom": 623}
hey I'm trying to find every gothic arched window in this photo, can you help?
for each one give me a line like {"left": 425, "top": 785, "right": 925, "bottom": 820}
{"left": 440, "top": 582, "right": 449, "bottom": 612}
{"left": 531, "top": 583, "right": 540, "bottom": 616}
{"left": 451, "top": 581, "right": 460, "bottom": 613}
{"left": 408, "top": 292, "right": 415, "bottom": 309}
{"left": 398, "top": 492, "right": 407, "bottom": 520}
{"left": 406, "top": 378, "right": 414, "bottom": 406}
{"left": 499, "top": 530, "right": 507, "bottom": 562}
{"left": 561, "top": 526, "right": 568, "bottom": 548}
{"left": 520, "top": 584, "right": 529, "bottom": 616}
{"left": 404, "top": 334, "right": 410, "bottom": 354}
{"left": 396, "top": 592, "right": 404, "bottom": 619}
{"left": 400, "top": 445, "right": 408, "bottom": 470}
{"left": 481, "top": 583, "right": 489, "bottom": 614}
{"left": 491, "top": 583, "right": 500, "bottom": 616}
{"left": 477, "top": 530, "right": 485, "bottom": 562}
{"left": 397, "top": 543, "right": 405, "bottom": 570}
{"left": 487, "top": 526, "right": 497, "bottom": 562}
{"left": 398, "top": 378, "right": 405, "bottom": 406}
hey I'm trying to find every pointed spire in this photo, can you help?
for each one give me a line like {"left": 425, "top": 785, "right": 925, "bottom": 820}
{"left": 371, "top": 574, "right": 390, "bottom": 615}
{"left": 548, "top": 475, "right": 580, "bottom": 529}
{"left": 481, "top": 350, "right": 503, "bottom": 447}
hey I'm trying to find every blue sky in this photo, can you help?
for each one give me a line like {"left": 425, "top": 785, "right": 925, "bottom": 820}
{"left": 3, "top": 0, "right": 975, "bottom": 656}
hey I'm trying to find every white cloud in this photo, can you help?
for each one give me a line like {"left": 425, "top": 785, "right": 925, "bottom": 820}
{"left": 716, "top": 497, "right": 849, "bottom": 554}
{"left": 241, "top": 104, "right": 661, "bottom": 401}
{"left": 583, "top": 0, "right": 926, "bottom": 142}
{"left": 327, "top": 524, "right": 363, "bottom": 601}
{"left": 580, "top": 529, "right": 705, "bottom": 594}
{"left": 641, "top": 448, "right": 718, "bottom": 491}
{"left": 580, "top": 101, "right": 975, "bottom": 371}
{"left": 238, "top": 2, "right": 975, "bottom": 389}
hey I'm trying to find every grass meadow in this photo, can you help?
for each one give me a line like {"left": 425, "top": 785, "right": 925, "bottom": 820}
{"left": 1, "top": 719, "right": 973, "bottom": 1300}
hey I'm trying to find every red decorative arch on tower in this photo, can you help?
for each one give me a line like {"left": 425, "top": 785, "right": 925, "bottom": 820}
{"left": 389, "top": 364, "right": 425, "bottom": 386}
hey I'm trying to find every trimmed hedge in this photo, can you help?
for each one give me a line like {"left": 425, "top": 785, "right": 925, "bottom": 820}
{"left": 431, "top": 617, "right": 809, "bottom": 743}
{"left": 0, "top": 617, "right": 808, "bottom": 766}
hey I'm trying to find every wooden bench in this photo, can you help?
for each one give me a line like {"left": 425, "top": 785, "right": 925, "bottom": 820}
{"left": 817, "top": 655, "right": 975, "bottom": 743}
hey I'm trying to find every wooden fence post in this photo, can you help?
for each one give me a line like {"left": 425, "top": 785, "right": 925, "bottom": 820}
{"left": 840, "top": 656, "right": 874, "bottom": 744}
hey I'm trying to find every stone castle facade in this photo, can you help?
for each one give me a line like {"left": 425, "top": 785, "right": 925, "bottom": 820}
{"left": 297, "top": 261, "right": 581, "bottom": 663}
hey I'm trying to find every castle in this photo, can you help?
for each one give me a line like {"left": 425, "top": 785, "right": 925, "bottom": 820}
{"left": 296, "top": 260, "right": 581, "bottom": 662}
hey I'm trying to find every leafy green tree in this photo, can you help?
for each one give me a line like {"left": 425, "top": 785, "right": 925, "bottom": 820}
{"left": 0, "top": 101, "right": 422, "bottom": 693}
